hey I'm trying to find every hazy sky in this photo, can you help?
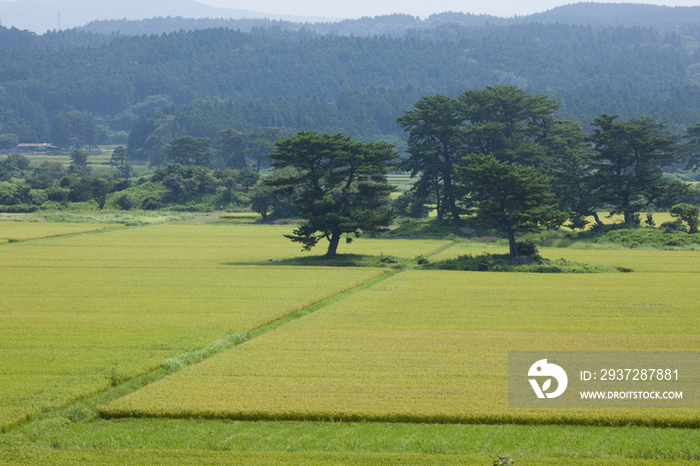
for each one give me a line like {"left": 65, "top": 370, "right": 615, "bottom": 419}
{"left": 199, "top": 0, "right": 700, "bottom": 19}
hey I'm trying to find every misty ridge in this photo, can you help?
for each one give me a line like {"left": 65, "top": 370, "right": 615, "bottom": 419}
{"left": 1, "top": 0, "right": 700, "bottom": 35}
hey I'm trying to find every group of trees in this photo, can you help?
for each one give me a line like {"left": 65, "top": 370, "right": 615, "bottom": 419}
{"left": 0, "top": 146, "right": 261, "bottom": 212}
{"left": 393, "top": 85, "right": 700, "bottom": 257}
{"left": 156, "top": 128, "right": 285, "bottom": 172}
{"left": 266, "top": 85, "right": 699, "bottom": 258}
{"left": 3, "top": 84, "right": 699, "bottom": 259}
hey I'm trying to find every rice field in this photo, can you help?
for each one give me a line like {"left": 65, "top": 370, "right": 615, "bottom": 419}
{"left": 101, "top": 270, "right": 700, "bottom": 426}
{"left": 2, "top": 224, "right": 446, "bottom": 429}
{"left": 0, "top": 224, "right": 450, "bottom": 269}
{"left": 0, "top": 221, "right": 120, "bottom": 242}
{"left": 2, "top": 219, "right": 699, "bottom": 464}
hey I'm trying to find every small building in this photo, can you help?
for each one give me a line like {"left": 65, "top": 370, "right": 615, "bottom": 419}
{"left": 14, "top": 143, "right": 58, "bottom": 153}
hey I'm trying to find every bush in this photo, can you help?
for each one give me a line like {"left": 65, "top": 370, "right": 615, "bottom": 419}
{"left": 661, "top": 220, "right": 685, "bottom": 232}
{"left": 141, "top": 197, "right": 162, "bottom": 210}
{"left": 0, "top": 204, "right": 37, "bottom": 213}
{"left": 113, "top": 193, "right": 137, "bottom": 210}
{"left": 515, "top": 238, "right": 539, "bottom": 257}
{"left": 669, "top": 203, "right": 700, "bottom": 233}
{"left": 46, "top": 186, "right": 69, "bottom": 203}
{"left": 113, "top": 178, "right": 132, "bottom": 192}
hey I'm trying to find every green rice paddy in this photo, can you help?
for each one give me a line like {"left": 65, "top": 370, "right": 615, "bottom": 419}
{"left": 1, "top": 217, "right": 698, "bottom": 464}
{"left": 102, "top": 271, "right": 700, "bottom": 426}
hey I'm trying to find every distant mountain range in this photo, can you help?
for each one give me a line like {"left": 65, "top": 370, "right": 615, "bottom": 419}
{"left": 0, "top": 0, "right": 336, "bottom": 33}
{"left": 2, "top": 0, "right": 700, "bottom": 35}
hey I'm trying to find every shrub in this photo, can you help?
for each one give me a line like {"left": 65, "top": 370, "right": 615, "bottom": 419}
{"left": 670, "top": 203, "right": 700, "bottom": 233}
{"left": 515, "top": 238, "right": 539, "bottom": 257}
{"left": 113, "top": 193, "right": 137, "bottom": 211}
{"left": 46, "top": 186, "right": 69, "bottom": 203}
{"left": 141, "top": 197, "right": 162, "bottom": 210}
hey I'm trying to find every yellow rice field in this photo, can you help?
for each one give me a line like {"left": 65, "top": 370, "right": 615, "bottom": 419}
{"left": 102, "top": 270, "right": 700, "bottom": 426}
{"left": 0, "top": 221, "right": 120, "bottom": 242}
{"left": 0, "top": 224, "right": 451, "bottom": 268}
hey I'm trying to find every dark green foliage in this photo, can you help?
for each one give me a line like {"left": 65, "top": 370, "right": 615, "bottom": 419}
{"left": 661, "top": 219, "right": 686, "bottom": 232}
{"left": 594, "top": 227, "right": 700, "bottom": 248}
{"left": 45, "top": 185, "right": 69, "bottom": 203}
{"left": 425, "top": 253, "right": 607, "bottom": 273}
{"left": 25, "top": 172, "right": 53, "bottom": 189}
{"left": 50, "top": 111, "right": 99, "bottom": 149}
{"left": 89, "top": 177, "right": 115, "bottom": 210}
{"left": 68, "top": 150, "right": 91, "bottom": 176}
{"left": 113, "top": 178, "right": 132, "bottom": 192}
{"left": 645, "top": 212, "right": 656, "bottom": 227}
{"left": 249, "top": 169, "right": 299, "bottom": 221}
{"left": 0, "top": 133, "right": 19, "bottom": 150}
{"left": 268, "top": 131, "right": 398, "bottom": 256}
{"left": 515, "top": 238, "right": 540, "bottom": 258}
{"left": 110, "top": 146, "right": 131, "bottom": 178}
{"left": 33, "top": 161, "right": 66, "bottom": 180}
{"left": 4, "top": 22, "right": 700, "bottom": 147}
{"left": 113, "top": 193, "right": 137, "bottom": 211}
{"left": 0, "top": 204, "right": 37, "bottom": 213}
{"left": 141, "top": 197, "right": 162, "bottom": 210}
{"left": 396, "top": 95, "right": 463, "bottom": 221}
{"left": 459, "top": 86, "right": 560, "bottom": 168}
{"left": 162, "top": 136, "right": 212, "bottom": 167}
{"left": 0, "top": 153, "right": 30, "bottom": 176}
{"left": 456, "top": 154, "right": 568, "bottom": 259}
{"left": 392, "top": 189, "right": 431, "bottom": 218}
{"left": 669, "top": 203, "right": 700, "bottom": 233}
{"left": 587, "top": 114, "right": 678, "bottom": 223}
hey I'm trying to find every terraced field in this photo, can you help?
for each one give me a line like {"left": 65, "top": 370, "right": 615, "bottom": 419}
{"left": 1, "top": 219, "right": 699, "bottom": 465}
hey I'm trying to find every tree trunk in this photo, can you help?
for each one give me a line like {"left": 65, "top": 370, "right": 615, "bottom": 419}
{"left": 326, "top": 230, "right": 341, "bottom": 257}
{"left": 624, "top": 211, "right": 633, "bottom": 224}
{"left": 508, "top": 231, "right": 518, "bottom": 259}
{"left": 592, "top": 212, "right": 604, "bottom": 227}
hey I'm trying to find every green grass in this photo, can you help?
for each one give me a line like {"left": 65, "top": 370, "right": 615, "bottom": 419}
{"left": 101, "top": 270, "right": 700, "bottom": 426}
{"left": 2, "top": 450, "right": 694, "bottom": 466}
{"left": 14, "top": 418, "right": 700, "bottom": 460}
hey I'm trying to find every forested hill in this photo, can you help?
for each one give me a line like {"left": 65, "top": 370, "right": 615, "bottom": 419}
{"left": 2, "top": 21, "right": 700, "bottom": 149}
{"left": 77, "top": 4, "right": 700, "bottom": 38}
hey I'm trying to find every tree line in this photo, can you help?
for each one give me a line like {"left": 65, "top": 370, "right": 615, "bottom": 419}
{"left": 2, "top": 85, "right": 699, "bottom": 259}
{"left": 2, "top": 22, "right": 700, "bottom": 146}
